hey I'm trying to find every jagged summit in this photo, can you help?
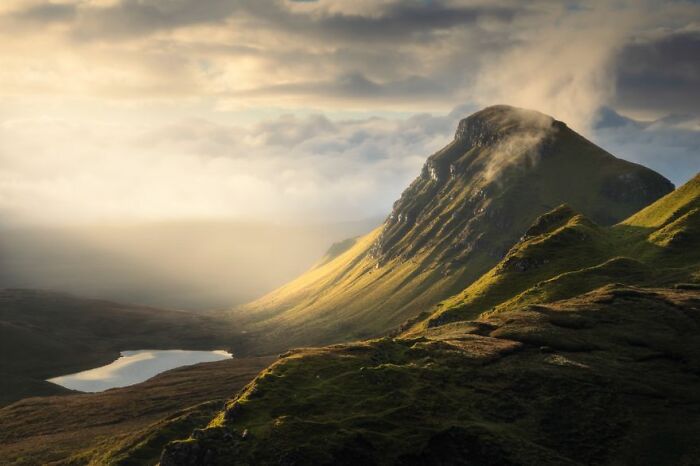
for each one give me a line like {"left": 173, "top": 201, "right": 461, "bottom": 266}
{"left": 373, "top": 106, "right": 672, "bottom": 266}
{"left": 454, "top": 105, "right": 558, "bottom": 143}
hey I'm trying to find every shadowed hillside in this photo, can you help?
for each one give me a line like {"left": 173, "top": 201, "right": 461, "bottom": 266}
{"left": 0, "top": 289, "right": 240, "bottom": 406}
{"left": 232, "top": 105, "right": 673, "bottom": 353}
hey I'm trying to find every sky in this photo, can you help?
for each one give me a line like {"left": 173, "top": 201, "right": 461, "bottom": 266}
{"left": 1, "top": 0, "right": 699, "bottom": 226}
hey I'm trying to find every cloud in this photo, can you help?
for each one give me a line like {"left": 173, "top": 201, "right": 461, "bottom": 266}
{"left": 471, "top": 1, "right": 646, "bottom": 133}
{"left": 0, "top": 0, "right": 696, "bottom": 123}
{"left": 0, "top": 0, "right": 698, "bottom": 226}
{"left": 69, "top": 0, "right": 241, "bottom": 40}
{"left": 15, "top": 2, "right": 76, "bottom": 23}
{"left": 0, "top": 0, "right": 521, "bottom": 108}
{"left": 0, "top": 109, "right": 458, "bottom": 225}
{"left": 593, "top": 108, "right": 700, "bottom": 186}
{"left": 614, "top": 27, "right": 700, "bottom": 117}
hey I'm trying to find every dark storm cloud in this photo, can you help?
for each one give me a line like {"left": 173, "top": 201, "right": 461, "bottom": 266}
{"left": 60, "top": 0, "right": 525, "bottom": 42}
{"left": 15, "top": 3, "right": 76, "bottom": 22}
{"left": 615, "top": 29, "right": 700, "bottom": 116}
{"left": 70, "top": 0, "right": 241, "bottom": 40}
{"left": 261, "top": 2, "right": 520, "bottom": 44}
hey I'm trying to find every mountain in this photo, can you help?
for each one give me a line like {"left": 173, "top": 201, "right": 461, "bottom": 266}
{"left": 1, "top": 108, "right": 695, "bottom": 465}
{"left": 233, "top": 105, "right": 674, "bottom": 353}
{"left": 0, "top": 289, "right": 239, "bottom": 406}
{"left": 158, "top": 174, "right": 700, "bottom": 466}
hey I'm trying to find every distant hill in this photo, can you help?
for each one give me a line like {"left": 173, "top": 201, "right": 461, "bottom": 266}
{"left": 160, "top": 173, "right": 700, "bottom": 466}
{"left": 0, "top": 289, "right": 238, "bottom": 406}
{"left": 233, "top": 105, "right": 674, "bottom": 353}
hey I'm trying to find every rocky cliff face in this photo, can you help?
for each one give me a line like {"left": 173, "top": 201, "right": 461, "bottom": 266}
{"left": 371, "top": 105, "right": 672, "bottom": 269}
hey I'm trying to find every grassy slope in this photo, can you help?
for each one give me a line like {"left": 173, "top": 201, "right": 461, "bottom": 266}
{"left": 623, "top": 173, "right": 700, "bottom": 228}
{"left": 161, "top": 287, "right": 700, "bottom": 465}
{"left": 403, "top": 174, "right": 700, "bottom": 332}
{"left": 235, "top": 228, "right": 471, "bottom": 351}
{"left": 0, "top": 289, "right": 241, "bottom": 406}
{"left": 0, "top": 356, "right": 274, "bottom": 466}
{"left": 153, "top": 174, "right": 700, "bottom": 465}
{"left": 232, "top": 106, "right": 673, "bottom": 354}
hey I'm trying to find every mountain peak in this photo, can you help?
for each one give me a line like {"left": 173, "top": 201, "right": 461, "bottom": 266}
{"left": 373, "top": 105, "right": 673, "bottom": 267}
{"left": 454, "top": 105, "right": 558, "bottom": 144}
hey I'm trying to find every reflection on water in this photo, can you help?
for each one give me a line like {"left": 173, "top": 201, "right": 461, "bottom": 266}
{"left": 48, "top": 349, "right": 232, "bottom": 392}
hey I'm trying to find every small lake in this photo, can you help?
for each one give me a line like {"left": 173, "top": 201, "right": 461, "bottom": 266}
{"left": 48, "top": 349, "right": 233, "bottom": 392}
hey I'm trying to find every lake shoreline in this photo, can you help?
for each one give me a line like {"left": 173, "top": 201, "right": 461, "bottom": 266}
{"left": 48, "top": 349, "right": 234, "bottom": 392}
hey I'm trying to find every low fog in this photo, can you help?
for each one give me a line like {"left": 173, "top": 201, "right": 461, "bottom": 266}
{"left": 0, "top": 218, "right": 379, "bottom": 310}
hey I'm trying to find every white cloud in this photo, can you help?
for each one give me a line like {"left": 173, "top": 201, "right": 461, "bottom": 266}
{"left": 0, "top": 109, "right": 457, "bottom": 225}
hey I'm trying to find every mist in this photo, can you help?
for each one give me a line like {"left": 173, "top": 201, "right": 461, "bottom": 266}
{"left": 0, "top": 218, "right": 380, "bottom": 310}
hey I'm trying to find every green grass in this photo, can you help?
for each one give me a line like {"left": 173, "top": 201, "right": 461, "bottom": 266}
{"left": 159, "top": 286, "right": 700, "bottom": 465}
{"left": 623, "top": 173, "right": 700, "bottom": 228}
{"left": 403, "top": 173, "right": 700, "bottom": 332}
{"left": 0, "top": 356, "right": 274, "bottom": 465}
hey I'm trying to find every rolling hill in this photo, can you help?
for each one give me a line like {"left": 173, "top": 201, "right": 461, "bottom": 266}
{"left": 404, "top": 173, "right": 700, "bottom": 332}
{"left": 232, "top": 105, "right": 673, "bottom": 353}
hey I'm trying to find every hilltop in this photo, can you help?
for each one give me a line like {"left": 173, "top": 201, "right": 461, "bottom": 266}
{"left": 232, "top": 105, "right": 673, "bottom": 353}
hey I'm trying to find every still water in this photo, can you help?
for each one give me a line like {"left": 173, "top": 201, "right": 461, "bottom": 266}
{"left": 48, "top": 349, "right": 232, "bottom": 392}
